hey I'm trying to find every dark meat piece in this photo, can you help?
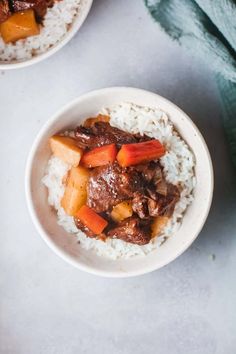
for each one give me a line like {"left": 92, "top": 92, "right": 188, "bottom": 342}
{"left": 155, "top": 179, "right": 168, "bottom": 196}
{"left": 134, "top": 161, "right": 163, "bottom": 184}
{"left": 159, "top": 184, "right": 180, "bottom": 217}
{"left": 147, "top": 198, "right": 160, "bottom": 217}
{"left": 87, "top": 162, "right": 144, "bottom": 213}
{"left": 75, "top": 122, "right": 137, "bottom": 149}
{"left": 74, "top": 217, "right": 95, "bottom": 238}
{"left": 132, "top": 190, "right": 163, "bottom": 218}
{"left": 156, "top": 196, "right": 177, "bottom": 217}
{"left": 134, "top": 133, "right": 153, "bottom": 143}
{"left": 10, "top": 0, "right": 54, "bottom": 20}
{"left": 133, "top": 183, "right": 180, "bottom": 218}
{"left": 150, "top": 163, "right": 163, "bottom": 185}
{"left": 107, "top": 217, "right": 151, "bottom": 245}
{"left": 75, "top": 126, "right": 97, "bottom": 149}
{"left": 135, "top": 160, "right": 179, "bottom": 217}
{"left": 0, "top": 0, "right": 11, "bottom": 23}
{"left": 146, "top": 186, "right": 157, "bottom": 200}
{"left": 132, "top": 192, "right": 149, "bottom": 219}
{"left": 134, "top": 163, "right": 155, "bottom": 182}
{"left": 167, "top": 183, "right": 180, "bottom": 198}
{"left": 150, "top": 184, "right": 180, "bottom": 217}
{"left": 74, "top": 217, "right": 107, "bottom": 241}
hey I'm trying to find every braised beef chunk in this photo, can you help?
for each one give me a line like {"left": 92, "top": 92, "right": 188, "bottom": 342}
{"left": 131, "top": 194, "right": 158, "bottom": 218}
{"left": 75, "top": 122, "right": 137, "bottom": 149}
{"left": 147, "top": 198, "right": 160, "bottom": 217}
{"left": 157, "top": 197, "right": 176, "bottom": 217}
{"left": 74, "top": 217, "right": 109, "bottom": 241}
{"left": 132, "top": 190, "right": 160, "bottom": 218}
{"left": 146, "top": 186, "right": 158, "bottom": 200}
{"left": 134, "top": 133, "right": 153, "bottom": 143}
{"left": 155, "top": 179, "right": 168, "bottom": 196}
{"left": 0, "top": 0, "right": 11, "bottom": 23}
{"left": 148, "top": 184, "right": 180, "bottom": 217}
{"left": 10, "top": 0, "right": 47, "bottom": 19}
{"left": 87, "top": 162, "right": 144, "bottom": 213}
{"left": 167, "top": 183, "right": 180, "bottom": 198}
{"left": 107, "top": 217, "right": 151, "bottom": 245}
{"left": 11, "top": 0, "right": 37, "bottom": 12}
{"left": 10, "top": 0, "right": 54, "bottom": 20}
{"left": 132, "top": 182, "right": 180, "bottom": 219}
{"left": 134, "top": 161, "right": 162, "bottom": 184}
{"left": 132, "top": 192, "right": 149, "bottom": 219}
{"left": 157, "top": 184, "right": 180, "bottom": 217}
{"left": 74, "top": 218, "right": 95, "bottom": 238}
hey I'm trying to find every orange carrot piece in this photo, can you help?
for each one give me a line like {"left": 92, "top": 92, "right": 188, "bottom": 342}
{"left": 81, "top": 143, "right": 118, "bottom": 168}
{"left": 76, "top": 205, "right": 108, "bottom": 235}
{"left": 117, "top": 140, "right": 165, "bottom": 167}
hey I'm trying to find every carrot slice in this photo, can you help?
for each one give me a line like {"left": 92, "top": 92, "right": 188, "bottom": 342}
{"left": 81, "top": 143, "right": 118, "bottom": 168}
{"left": 76, "top": 205, "right": 108, "bottom": 235}
{"left": 117, "top": 140, "right": 165, "bottom": 167}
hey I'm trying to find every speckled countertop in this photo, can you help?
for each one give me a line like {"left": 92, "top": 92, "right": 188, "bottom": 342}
{"left": 0, "top": 1, "right": 236, "bottom": 353}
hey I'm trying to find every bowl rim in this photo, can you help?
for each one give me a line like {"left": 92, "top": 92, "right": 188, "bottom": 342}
{"left": 0, "top": 0, "right": 93, "bottom": 70}
{"left": 25, "top": 87, "right": 214, "bottom": 277}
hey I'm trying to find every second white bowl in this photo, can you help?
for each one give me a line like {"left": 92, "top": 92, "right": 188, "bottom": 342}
{"left": 0, "top": 0, "right": 93, "bottom": 70}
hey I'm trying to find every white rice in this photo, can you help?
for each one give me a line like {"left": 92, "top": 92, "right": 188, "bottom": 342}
{"left": 0, "top": 0, "right": 84, "bottom": 61}
{"left": 42, "top": 102, "right": 196, "bottom": 259}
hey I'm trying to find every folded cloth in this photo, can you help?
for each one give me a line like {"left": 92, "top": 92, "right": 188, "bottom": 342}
{"left": 145, "top": 0, "right": 236, "bottom": 166}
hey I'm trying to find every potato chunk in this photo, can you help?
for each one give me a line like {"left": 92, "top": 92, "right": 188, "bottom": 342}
{"left": 151, "top": 216, "right": 169, "bottom": 238}
{"left": 50, "top": 135, "right": 83, "bottom": 167}
{"left": 111, "top": 201, "right": 133, "bottom": 222}
{"left": 61, "top": 186, "right": 81, "bottom": 217}
{"left": 0, "top": 10, "right": 39, "bottom": 43}
{"left": 61, "top": 166, "right": 89, "bottom": 216}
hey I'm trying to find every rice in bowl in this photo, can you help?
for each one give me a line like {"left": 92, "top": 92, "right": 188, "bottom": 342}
{"left": 0, "top": 0, "right": 86, "bottom": 62}
{"left": 42, "top": 102, "right": 196, "bottom": 259}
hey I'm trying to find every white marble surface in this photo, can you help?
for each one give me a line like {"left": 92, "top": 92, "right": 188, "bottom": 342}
{"left": 0, "top": 1, "right": 236, "bottom": 353}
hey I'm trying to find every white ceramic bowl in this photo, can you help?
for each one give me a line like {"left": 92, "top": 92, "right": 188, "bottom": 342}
{"left": 25, "top": 87, "right": 214, "bottom": 277}
{"left": 0, "top": 0, "right": 93, "bottom": 70}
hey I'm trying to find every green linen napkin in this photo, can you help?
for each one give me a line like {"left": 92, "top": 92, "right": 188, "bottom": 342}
{"left": 145, "top": 0, "right": 236, "bottom": 167}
